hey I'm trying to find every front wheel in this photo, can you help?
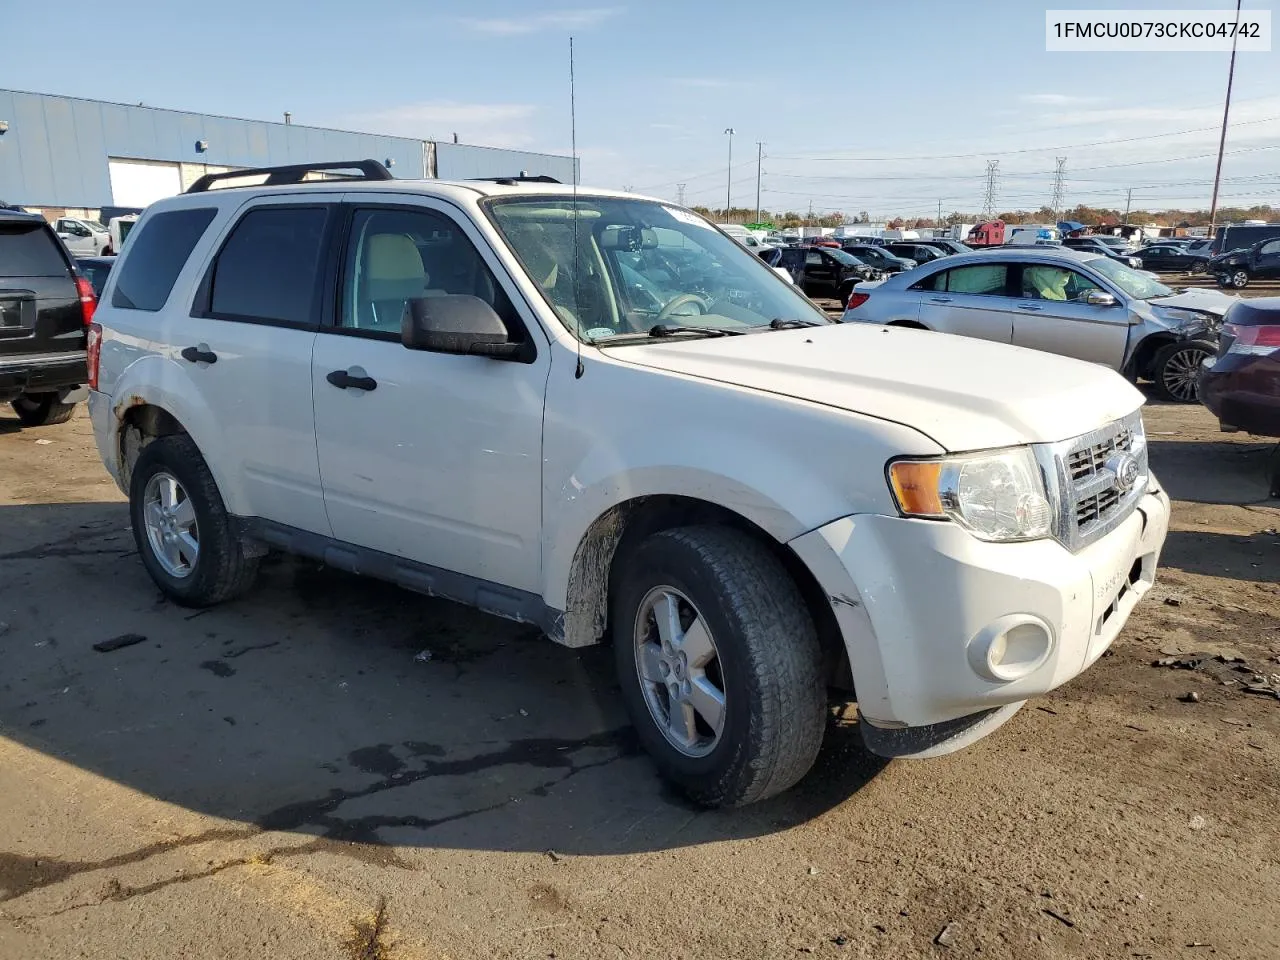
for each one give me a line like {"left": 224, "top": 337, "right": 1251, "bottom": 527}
{"left": 1152, "top": 339, "right": 1216, "bottom": 403}
{"left": 11, "top": 393, "right": 77, "bottom": 426}
{"left": 129, "top": 433, "right": 259, "bottom": 607}
{"left": 612, "top": 526, "right": 826, "bottom": 807}
{"left": 1229, "top": 269, "right": 1251, "bottom": 289}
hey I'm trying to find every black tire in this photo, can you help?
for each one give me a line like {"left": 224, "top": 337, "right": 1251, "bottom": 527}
{"left": 837, "top": 282, "right": 856, "bottom": 307}
{"left": 11, "top": 393, "right": 77, "bottom": 426}
{"left": 1229, "top": 268, "right": 1251, "bottom": 289}
{"left": 1152, "top": 339, "right": 1216, "bottom": 403}
{"left": 129, "top": 433, "right": 259, "bottom": 607}
{"left": 611, "top": 526, "right": 826, "bottom": 807}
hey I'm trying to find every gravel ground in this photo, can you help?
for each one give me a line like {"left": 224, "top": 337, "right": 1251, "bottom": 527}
{"left": 0, "top": 310, "right": 1277, "bottom": 958}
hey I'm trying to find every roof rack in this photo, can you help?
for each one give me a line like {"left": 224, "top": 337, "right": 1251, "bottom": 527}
{"left": 186, "top": 159, "right": 394, "bottom": 194}
{"left": 470, "top": 175, "right": 562, "bottom": 186}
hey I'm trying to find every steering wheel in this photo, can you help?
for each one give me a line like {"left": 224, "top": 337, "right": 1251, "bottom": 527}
{"left": 657, "top": 293, "right": 709, "bottom": 323}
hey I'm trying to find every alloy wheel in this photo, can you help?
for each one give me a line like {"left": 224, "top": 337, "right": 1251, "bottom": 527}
{"left": 143, "top": 471, "right": 199, "bottom": 578}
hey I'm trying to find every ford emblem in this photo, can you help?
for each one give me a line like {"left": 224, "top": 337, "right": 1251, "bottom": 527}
{"left": 1109, "top": 453, "right": 1140, "bottom": 493}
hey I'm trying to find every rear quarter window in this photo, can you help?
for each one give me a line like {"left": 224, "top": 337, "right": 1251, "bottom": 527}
{"left": 112, "top": 208, "right": 218, "bottom": 311}
{"left": 0, "top": 222, "right": 68, "bottom": 278}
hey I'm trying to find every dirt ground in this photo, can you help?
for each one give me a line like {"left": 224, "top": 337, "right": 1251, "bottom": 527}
{"left": 1, "top": 330, "right": 1278, "bottom": 958}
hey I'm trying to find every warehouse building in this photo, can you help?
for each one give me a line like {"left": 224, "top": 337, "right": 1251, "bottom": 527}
{"left": 0, "top": 89, "right": 578, "bottom": 221}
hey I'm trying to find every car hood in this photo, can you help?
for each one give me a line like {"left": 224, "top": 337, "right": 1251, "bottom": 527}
{"left": 604, "top": 324, "right": 1144, "bottom": 451}
{"left": 1148, "top": 287, "right": 1237, "bottom": 318}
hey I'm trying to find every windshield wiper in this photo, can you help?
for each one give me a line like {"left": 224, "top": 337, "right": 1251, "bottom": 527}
{"left": 647, "top": 324, "right": 745, "bottom": 338}
{"left": 768, "top": 318, "right": 823, "bottom": 329}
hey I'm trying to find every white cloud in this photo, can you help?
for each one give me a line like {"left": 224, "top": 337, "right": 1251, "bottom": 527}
{"left": 459, "top": 8, "right": 620, "bottom": 35}
{"left": 1019, "top": 93, "right": 1104, "bottom": 106}
{"left": 342, "top": 101, "right": 539, "bottom": 149}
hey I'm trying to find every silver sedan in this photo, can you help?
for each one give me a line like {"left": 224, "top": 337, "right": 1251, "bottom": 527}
{"left": 841, "top": 247, "right": 1236, "bottom": 402}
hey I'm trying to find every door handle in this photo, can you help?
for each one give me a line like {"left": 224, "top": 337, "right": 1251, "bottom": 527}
{"left": 327, "top": 368, "right": 378, "bottom": 392}
{"left": 928, "top": 297, "right": 953, "bottom": 303}
{"left": 180, "top": 345, "right": 217, "bottom": 364}
{"left": 1016, "top": 303, "right": 1044, "bottom": 312}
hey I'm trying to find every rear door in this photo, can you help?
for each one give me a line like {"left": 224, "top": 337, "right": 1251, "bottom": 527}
{"left": 804, "top": 249, "right": 834, "bottom": 292}
{"left": 913, "top": 261, "right": 1015, "bottom": 343}
{"left": 1009, "top": 262, "right": 1128, "bottom": 367}
{"left": 1255, "top": 239, "right": 1280, "bottom": 279}
{"left": 177, "top": 200, "right": 334, "bottom": 534}
{"left": 0, "top": 218, "right": 81, "bottom": 367}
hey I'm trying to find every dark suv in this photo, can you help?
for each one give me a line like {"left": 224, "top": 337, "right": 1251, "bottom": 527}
{"left": 1, "top": 211, "right": 93, "bottom": 426}
{"left": 773, "top": 246, "right": 879, "bottom": 302}
{"left": 1210, "top": 237, "right": 1280, "bottom": 289}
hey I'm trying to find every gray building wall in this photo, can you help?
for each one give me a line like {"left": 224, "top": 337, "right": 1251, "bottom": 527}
{"left": 0, "top": 90, "right": 577, "bottom": 210}
{"left": 434, "top": 141, "right": 578, "bottom": 184}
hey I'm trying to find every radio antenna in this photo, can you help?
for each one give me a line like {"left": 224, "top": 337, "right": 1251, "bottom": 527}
{"left": 570, "top": 36, "right": 584, "bottom": 379}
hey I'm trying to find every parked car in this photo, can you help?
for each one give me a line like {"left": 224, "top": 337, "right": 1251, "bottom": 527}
{"left": 76, "top": 256, "right": 115, "bottom": 298}
{"left": 1200, "top": 297, "right": 1280, "bottom": 437}
{"left": 0, "top": 210, "right": 93, "bottom": 425}
{"left": 915, "top": 237, "right": 970, "bottom": 256}
{"left": 841, "top": 243, "right": 916, "bottom": 274}
{"left": 1136, "top": 243, "right": 1211, "bottom": 273}
{"left": 1208, "top": 222, "right": 1280, "bottom": 257}
{"left": 87, "top": 161, "right": 1170, "bottom": 807}
{"left": 883, "top": 242, "right": 949, "bottom": 264}
{"left": 53, "top": 216, "right": 113, "bottom": 256}
{"left": 776, "top": 245, "right": 878, "bottom": 301}
{"left": 1209, "top": 237, "right": 1280, "bottom": 289}
{"left": 1061, "top": 236, "right": 1144, "bottom": 269}
{"left": 842, "top": 247, "right": 1231, "bottom": 402}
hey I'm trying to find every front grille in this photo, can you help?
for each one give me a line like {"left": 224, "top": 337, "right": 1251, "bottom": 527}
{"left": 1041, "top": 412, "right": 1148, "bottom": 552}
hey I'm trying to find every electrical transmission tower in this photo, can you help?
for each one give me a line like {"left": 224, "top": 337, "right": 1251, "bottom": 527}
{"left": 1049, "top": 157, "right": 1067, "bottom": 220}
{"left": 676, "top": 183, "right": 687, "bottom": 206}
{"left": 981, "top": 160, "right": 1000, "bottom": 218}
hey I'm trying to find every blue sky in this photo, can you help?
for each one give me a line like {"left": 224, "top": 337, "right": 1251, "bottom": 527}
{"left": 3, "top": 0, "right": 1277, "bottom": 216}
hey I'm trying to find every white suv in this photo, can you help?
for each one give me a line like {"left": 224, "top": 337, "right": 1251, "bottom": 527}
{"left": 87, "top": 161, "right": 1170, "bottom": 807}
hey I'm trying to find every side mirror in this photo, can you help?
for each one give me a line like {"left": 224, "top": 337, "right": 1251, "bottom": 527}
{"left": 1083, "top": 290, "right": 1118, "bottom": 307}
{"left": 401, "top": 295, "right": 525, "bottom": 360}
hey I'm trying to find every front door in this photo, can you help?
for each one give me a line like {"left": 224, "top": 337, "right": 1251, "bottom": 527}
{"left": 54, "top": 219, "right": 93, "bottom": 256}
{"left": 312, "top": 199, "right": 548, "bottom": 594}
{"left": 1010, "top": 262, "right": 1129, "bottom": 367}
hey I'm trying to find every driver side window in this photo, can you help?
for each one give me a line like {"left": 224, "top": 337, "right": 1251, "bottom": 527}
{"left": 341, "top": 207, "right": 520, "bottom": 337}
{"left": 1019, "top": 265, "right": 1100, "bottom": 302}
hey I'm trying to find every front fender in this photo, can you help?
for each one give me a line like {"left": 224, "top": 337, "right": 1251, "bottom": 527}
{"left": 540, "top": 355, "right": 940, "bottom": 611}
{"left": 102, "top": 353, "right": 244, "bottom": 514}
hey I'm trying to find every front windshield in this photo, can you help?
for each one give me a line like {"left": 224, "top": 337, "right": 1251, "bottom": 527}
{"left": 825, "top": 248, "right": 862, "bottom": 266}
{"left": 486, "top": 197, "right": 830, "bottom": 339}
{"left": 1088, "top": 255, "right": 1173, "bottom": 299}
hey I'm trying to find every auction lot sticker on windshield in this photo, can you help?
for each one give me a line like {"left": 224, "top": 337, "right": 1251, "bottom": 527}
{"left": 664, "top": 206, "right": 714, "bottom": 229}
{"left": 1046, "top": 10, "right": 1271, "bottom": 51}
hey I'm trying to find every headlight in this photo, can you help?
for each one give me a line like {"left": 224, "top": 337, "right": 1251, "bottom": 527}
{"left": 888, "top": 447, "right": 1053, "bottom": 542}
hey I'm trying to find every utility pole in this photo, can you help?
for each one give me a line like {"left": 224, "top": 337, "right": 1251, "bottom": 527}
{"left": 755, "top": 141, "right": 764, "bottom": 224}
{"left": 1124, "top": 187, "right": 1134, "bottom": 221}
{"left": 937, "top": 199, "right": 943, "bottom": 225}
{"left": 723, "top": 128, "right": 735, "bottom": 218}
{"left": 1050, "top": 157, "right": 1067, "bottom": 221}
{"left": 676, "top": 183, "right": 687, "bottom": 207}
{"left": 807, "top": 200, "right": 814, "bottom": 226}
{"left": 1209, "top": 0, "right": 1244, "bottom": 236}
{"left": 981, "top": 160, "right": 1000, "bottom": 218}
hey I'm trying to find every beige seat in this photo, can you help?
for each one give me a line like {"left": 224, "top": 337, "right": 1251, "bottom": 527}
{"left": 360, "top": 233, "right": 427, "bottom": 330}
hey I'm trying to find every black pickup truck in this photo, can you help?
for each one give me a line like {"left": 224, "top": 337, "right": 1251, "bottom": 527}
{"left": 1, "top": 211, "right": 92, "bottom": 426}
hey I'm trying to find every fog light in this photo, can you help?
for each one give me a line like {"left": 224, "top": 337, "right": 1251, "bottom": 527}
{"left": 967, "top": 615, "right": 1054, "bottom": 682}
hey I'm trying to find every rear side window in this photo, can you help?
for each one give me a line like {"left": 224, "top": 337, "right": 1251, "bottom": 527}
{"left": 0, "top": 223, "right": 68, "bottom": 278}
{"left": 112, "top": 208, "right": 217, "bottom": 311}
{"left": 208, "top": 207, "right": 328, "bottom": 325}
{"left": 918, "top": 263, "right": 1009, "bottom": 295}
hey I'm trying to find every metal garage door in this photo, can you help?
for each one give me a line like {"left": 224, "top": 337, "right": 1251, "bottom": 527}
{"left": 107, "top": 159, "right": 183, "bottom": 207}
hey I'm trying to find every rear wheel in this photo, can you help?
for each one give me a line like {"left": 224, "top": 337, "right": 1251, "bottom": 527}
{"left": 1152, "top": 339, "right": 1216, "bottom": 403}
{"left": 612, "top": 526, "right": 826, "bottom": 807}
{"left": 11, "top": 393, "right": 77, "bottom": 426}
{"left": 129, "top": 433, "right": 259, "bottom": 606}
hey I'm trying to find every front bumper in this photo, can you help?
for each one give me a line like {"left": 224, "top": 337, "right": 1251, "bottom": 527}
{"left": 790, "top": 482, "right": 1170, "bottom": 754}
